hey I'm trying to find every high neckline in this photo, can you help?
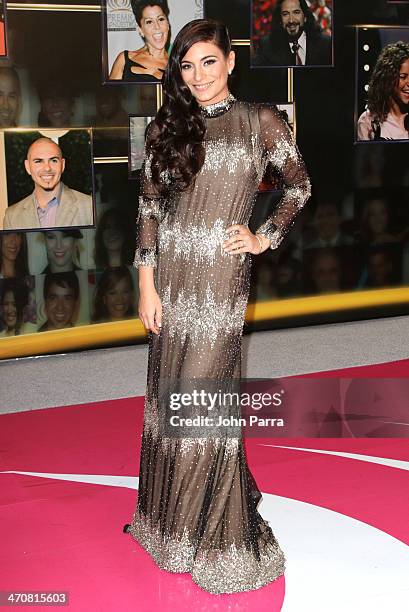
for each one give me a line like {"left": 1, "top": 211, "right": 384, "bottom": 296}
{"left": 198, "top": 93, "right": 236, "bottom": 118}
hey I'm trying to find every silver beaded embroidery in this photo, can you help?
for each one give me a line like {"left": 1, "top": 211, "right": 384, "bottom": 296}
{"left": 127, "top": 510, "right": 285, "bottom": 594}
{"left": 145, "top": 151, "right": 171, "bottom": 185}
{"left": 137, "top": 195, "right": 165, "bottom": 221}
{"left": 192, "top": 538, "right": 285, "bottom": 595}
{"left": 143, "top": 396, "right": 241, "bottom": 458}
{"left": 179, "top": 435, "right": 239, "bottom": 457}
{"left": 161, "top": 282, "right": 248, "bottom": 348}
{"left": 133, "top": 195, "right": 165, "bottom": 269}
{"left": 128, "top": 510, "right": 196, "bottom": 573}
{"left": 256, "top": 220, "right": 283, "bottom": 250}
{"left": 158, "top": 216, "right": 246, "bottom": 265}
{"left": 133, "top": 248, "right": 157, "bottom": 268}
{"left": 203, "top": 137, "right": 254, "bottom": 175}
{"left": 199, "top": 93, "right": 236, "bottom": 118}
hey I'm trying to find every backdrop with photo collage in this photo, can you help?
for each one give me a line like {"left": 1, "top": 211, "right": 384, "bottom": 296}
{"left": 0, "top": 0, "right": 409, "bottom": 351}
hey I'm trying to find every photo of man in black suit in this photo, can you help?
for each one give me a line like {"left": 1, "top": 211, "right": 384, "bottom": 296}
{"left": 251, "top": 0, "right": 333, "bottom": 67}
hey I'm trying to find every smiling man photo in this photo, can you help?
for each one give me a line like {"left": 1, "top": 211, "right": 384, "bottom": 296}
{"left": 251, "top": 0, "right": 332, "bottom": 67}
{"left": 3, "top": 137, "right": 93, "bottom": 230}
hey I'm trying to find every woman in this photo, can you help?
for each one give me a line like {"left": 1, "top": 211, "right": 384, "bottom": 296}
{"left": 358, "top": 41, "right": 409, "bottom": 141}
{"left": 42, "top": 229, "right": 82, "bottom": 274}
{"left": 0, "top": 232, "right": 29, "bottom": 278}
{"left": 123, "top": 19, "right": 311, "bottom": 594}
{"left": 94, "top": 208, "right": 134, "bottom": 269}
{"left": 109, "top": 1, "right": 170, "bottom": 82}
{"left": 92, "top": 266, "right": 135, "bottom": 323}
{"left": 360, "top": 197, "right": 399, "bottom": 245}
{"left": 0, "top": 278, "right": 36, "bottom": 336}
{"left": 0, "top": 232, "right": 28, "bottom": 278}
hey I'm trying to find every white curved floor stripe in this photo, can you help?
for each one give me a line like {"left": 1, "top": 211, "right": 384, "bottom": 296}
{"left": 2, "top": 471, "right": 409, "bottom": 611}
{"left": 1, "top": 471, "right": 139, "bottom": 489}
{"left": 260, "top": 444, "right": 409, "bottom": 471}
{"left": 260, "top": 494, "right": 409, "bottom": 612}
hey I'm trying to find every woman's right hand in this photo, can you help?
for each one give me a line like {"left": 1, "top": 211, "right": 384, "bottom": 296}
{"left": 138, "top": 287, "right": 162, "bottom": 335}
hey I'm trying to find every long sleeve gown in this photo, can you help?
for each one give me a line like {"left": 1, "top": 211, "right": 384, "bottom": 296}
{"left": 124, "top": 94, "right": 311, "bottom": 594}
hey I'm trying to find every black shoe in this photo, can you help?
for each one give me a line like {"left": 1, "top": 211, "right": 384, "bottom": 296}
{"left": 123, "top": 523, "right": 131, "bottom": 533}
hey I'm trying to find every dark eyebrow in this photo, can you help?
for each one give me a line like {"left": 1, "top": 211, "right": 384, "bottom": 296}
{"left": 181, "top": 55, "right": 218, "bottom": 64}
{"left": 32, "top": 156, "right": 60, "bottom": 162}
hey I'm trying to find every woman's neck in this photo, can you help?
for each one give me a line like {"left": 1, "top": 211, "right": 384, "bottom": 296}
{"left": 145, "top": 45, "right": 167, "bottom": 60}
{"left": 108, "top": 251, "right": 122, "bottom": 268}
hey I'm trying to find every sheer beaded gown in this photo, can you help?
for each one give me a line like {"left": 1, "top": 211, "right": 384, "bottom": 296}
{"left": 124, "top": 93, "right": 311, "bottom": 594}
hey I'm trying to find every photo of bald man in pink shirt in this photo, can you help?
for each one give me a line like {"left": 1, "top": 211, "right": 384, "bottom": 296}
{"left": 2, "top": 137, "right": 94, "bottom": 231}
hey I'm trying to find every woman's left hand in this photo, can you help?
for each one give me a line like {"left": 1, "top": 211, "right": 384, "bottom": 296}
{"left": 222, "top": 224, "right": 270, "bottom": 255}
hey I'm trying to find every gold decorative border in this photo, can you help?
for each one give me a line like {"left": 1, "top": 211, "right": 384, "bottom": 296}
{"left": 1, "top": 287, "right": 408, "bottom": 360}
{"left": 94, "top": 156, "right": 127, "bottom": 164}
{"left": 8, "top": 3, "right": 101, "bottom": 11}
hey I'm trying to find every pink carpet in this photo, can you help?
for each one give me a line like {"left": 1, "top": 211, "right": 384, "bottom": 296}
{"left": 1, "top": 358, "right": 408, "bottom": 610}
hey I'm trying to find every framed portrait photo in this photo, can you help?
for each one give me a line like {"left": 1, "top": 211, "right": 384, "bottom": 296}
{"left": 355, "top": 27, "right": 409, "bottom": 143}
{"left": 250, "top": 0, "right": 334, "bottom": 68}
{"left": 102, "top": 0, "right": 203, "bottom": 84}
{"left": 0, "top": 0, "right": 8, "bottom": 58}
{"left": 0, "top": 128, "right": 96, "bottom": 232}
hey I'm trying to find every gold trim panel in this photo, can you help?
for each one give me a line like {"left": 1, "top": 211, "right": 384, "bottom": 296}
{"left": 8, "top": 3, "right": 101, "bottom": 11}
{"left": 94, "top": 156, "right": 128, "bottom": 164}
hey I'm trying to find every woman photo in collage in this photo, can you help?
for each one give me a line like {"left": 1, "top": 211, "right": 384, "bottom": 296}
{"left": 357, "top": 37, "right": 409, "bottom": 140}
{"left": 91, "top": 265, "right": 137, "bottom": 323}
{"left": 109, "top": 1, "right": 170, "bottom": 82}
{"left": 105, "top": 0, "right": 203, "bottom": 83}
{"left": 0, "top": 275, "right": 36, "bottom": 336}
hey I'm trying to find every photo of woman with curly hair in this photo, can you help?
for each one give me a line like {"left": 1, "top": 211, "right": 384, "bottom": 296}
{"left": 357, "top": 40, "right": 409, "bottom": 141}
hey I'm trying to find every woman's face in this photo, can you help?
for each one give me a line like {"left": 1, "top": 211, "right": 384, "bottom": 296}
{"left": 103, "top": 277, "right": 133, "bottom": 320}
{"left": 102, "top": 218, "right": 125, "bottom": 252}
{"left": 394, "top": 58, "right": 409, "bottom": 106}
{"left": 44, "top": 231, "right": 75, "bottom": 270}
{"left": 367, "top": 200, "right": 388, "bottom": 235}
{"left": 2, "top": 233, "right": 22, "bottom": 262}
{"left": 139, "top": 6, "right": 169, "bottom": 52}
{"left": 41, "top": 94, "right": 73, "bottom": 127}
{"left": 2, "top": 290, "right": 17, "bottom": 330}
{"left": 181, "top": 41, "right": 235, "bottom": 106}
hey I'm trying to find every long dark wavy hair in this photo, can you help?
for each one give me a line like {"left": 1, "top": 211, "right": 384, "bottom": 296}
{"left": 148, "top": 18, "right": 232, "bottom": 196}
{"left": 367, "top": 41, "right": 409, "bottom": 123}
{"left": 272, "top": 0, "right": 321, "bottom": 37}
